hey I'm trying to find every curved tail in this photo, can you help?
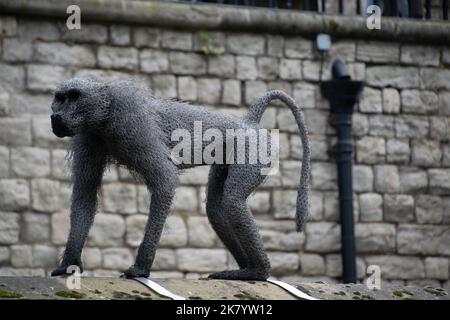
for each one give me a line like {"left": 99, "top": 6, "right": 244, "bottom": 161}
{"left": 245, "top": 90, "right": 311, "bottom": 232}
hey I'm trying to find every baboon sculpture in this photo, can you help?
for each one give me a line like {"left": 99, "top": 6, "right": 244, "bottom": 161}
{"left": 50, "top": 78, "right": 310, "bottom": 280}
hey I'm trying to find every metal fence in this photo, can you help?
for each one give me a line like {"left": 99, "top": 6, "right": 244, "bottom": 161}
{"left": 172, "top": 0, "right": 449, "bottom": 20}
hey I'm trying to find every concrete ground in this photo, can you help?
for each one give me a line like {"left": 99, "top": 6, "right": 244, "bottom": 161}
{"left": 0, "top": 277, "right": 448, "bottom": 300}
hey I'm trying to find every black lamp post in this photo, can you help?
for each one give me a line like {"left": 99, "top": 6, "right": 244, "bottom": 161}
{"left": 320, "top": 60, "right": 364, "bottom": 283}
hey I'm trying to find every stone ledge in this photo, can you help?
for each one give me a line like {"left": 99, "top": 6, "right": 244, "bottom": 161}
{"left": 0, "top": 0, "right": 449, "bottom": 44}
{"left": 0, "top": 277, "right": 448, "bottom": 300}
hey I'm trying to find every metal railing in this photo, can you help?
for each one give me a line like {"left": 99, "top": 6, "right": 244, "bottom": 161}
{"left": 171, "top": 0, "right": 449, "bottom": 20}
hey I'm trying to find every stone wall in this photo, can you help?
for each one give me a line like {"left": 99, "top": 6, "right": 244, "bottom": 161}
{"left": 0, "top": 1, "right": 449, "bottom": 289}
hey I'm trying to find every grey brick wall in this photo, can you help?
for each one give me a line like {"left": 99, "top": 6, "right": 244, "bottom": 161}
{"left": 0, "top": 12, "right": 449, "bottom": 288}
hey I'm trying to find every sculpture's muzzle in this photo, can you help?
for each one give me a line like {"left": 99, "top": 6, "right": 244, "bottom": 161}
{"left": 51, "top": 114, "right": 72, "bottom": 138}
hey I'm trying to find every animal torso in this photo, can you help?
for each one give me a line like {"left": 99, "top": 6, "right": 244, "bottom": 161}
{"left": 102, "top": 88, "right": 261, "bottom": 170}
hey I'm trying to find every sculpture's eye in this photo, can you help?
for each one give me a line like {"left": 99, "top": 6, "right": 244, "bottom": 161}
{"left": 55, "top": 92, "right": 66, "bottom": 104}
{"left": 67, "top": 89, "right": 81, "bottom": 101}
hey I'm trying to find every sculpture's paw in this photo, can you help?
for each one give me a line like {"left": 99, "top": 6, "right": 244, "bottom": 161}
{"left": 51, "top": 264, "right": 83, "bottom": 277}
{"left": 121, "top": 265, "right": 150, "bottom": 278}
{"left": 51, "top": 266, "right": 68, "bottom": 277}
{"left": 208, "top": 269, "right": 269, "bottom": 281}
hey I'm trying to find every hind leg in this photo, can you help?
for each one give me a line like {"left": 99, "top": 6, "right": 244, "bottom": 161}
{"left": 208, "top": 164, "right": 271, "bottom": 281}
{"left": 206, "top": 165, "right": 249, "bottom": 269}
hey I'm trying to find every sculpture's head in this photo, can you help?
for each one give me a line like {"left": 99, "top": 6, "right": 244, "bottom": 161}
{"left": 50, "top": 77, "right": 110, "bottom": 138}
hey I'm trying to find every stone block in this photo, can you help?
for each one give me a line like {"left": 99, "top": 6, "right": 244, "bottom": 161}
{"left": 177, "top": 248, "right": 227, "bottom": 272}
{"left": 411, "top": 139, "right": 442, "bottom": 166}
{"left": 279, "top": 59, "right": 302, "bottom": 80}
{"left": 353, "top": 165, "right": 373, "bottom": 192}
{"left": 0, "top": 212, "right": 20, "bottom": 244}
{"left": 133, "top": 27, "right": 160, "bottom": 48}
{"left": 401, "top": 90, "right": 438, "bottom": 114}
{"left": 31, "top": 179, "right": 70, "bottom": 212}
{"left": 416, "top": 195, "right": 443, "bottom": 224}
{"left": 395, "top": 115, "right": 429, "bottom": 138}
{"left": 140, "top": 49, "right": 169, "bottom": 73}
{"left": 177, "top": 76, "right": 197, "bottom": 101}
{"left": 383, "top": 88, "right": 400, "bottom": 114}
{"left": 386, "top": 139, "right": 410, "bottom": 163}
{"left": 88, "top": 213, "right": 125, "bottom": 247}
{"left": 102, "top": 183, "right": 137, "bottom": 214}
{"left": 151, "top": 74, "right": 177, "bottom": 99}
{"left": 34, "top": 42, "right": 96, "bottom": 67}
{"left": 161, "top": 31, "right": 192, "bottom": 50}
{"left": 170, "top": 52, "right": 206, "bottom": 75}
{"left": 197, "top": 78, "right": 221, "bottom": 105}
{"left": 359, "top": 193, "right": 383, "bottom": 222}
{"left": 227, "top": 34, "right": 265, "bottom": 55}
{"left": 110, "top": 25, "right": 131, "bottom": 45}
{"left": 98, "top": 46, "right": 138, "bottom": 71}
{"left": 236, "top": 56, "right": 257, "bottom": 80}
{"left": 102, "top": 248, "right": 133, "bottom": 270}
{"left": 384, "top": 194, "right": 414, "bottom": 223}
{"left": 11, "top": 147, "right": 50, "bottom": 178}
{"left": 22, "top": 213, "right": 50, "bottom": 243}
{"left": 0, "top": 179, "right": 30, "bottom": 211}
{"left": 299, "top": 253, "right": 325, "bottom": 276}
{"left": 356, "top": 137, "right": 385, "bottom": 164}
{"left": 397, "top": 225, "right": 450, "bottom": 255}
{"left": 27, "top": 64, "right": 70, "bottom": 92}
{"left": 208, "top": 54, "right": 235, "bottom": 77}
{"left": 355, "top": 223, "right": 396, "bottom": 253}
{"left": 365, "top": 255, "right": 424, "bottom": 280}
{"left": 357, "top": 41, "right": 399, "bottom": 63}
{"left": 366, "top": 66, "right": 419, "bottom": 89}
{"left": 222, "top": 79, "right": 241, "bottom": 106}
{"left": 187, "top": 216, "right": 216, "bottom": 247}
{"left": 401, "top": 45, "right": 440, "bottom": 66}
{"left": 305, "top": 222, "right": 341, "bottom": 253}
{"left": 374, "top": 165, "right": 400, "bottom": 193}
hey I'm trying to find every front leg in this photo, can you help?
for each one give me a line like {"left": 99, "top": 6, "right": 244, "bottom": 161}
{"left": 51, "top": 134, "right": 106, "bottom": 276}
{"left": 123, "top": 166, "right": 177, "bottom": 278}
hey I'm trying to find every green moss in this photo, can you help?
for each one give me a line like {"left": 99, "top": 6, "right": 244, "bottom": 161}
{"left": 393, "top": 289, "right": 415, "bottom": 298}
{"left": 333, "top": 291, "right": 346, "bottom": 296}
{"left": 0, "top": 289, "right": 23, "bottom": 299}
{"left": 198, "top": 31, "right": 225, "bottom": 56}
{"left": 55, "top": 290, "right": 85, "bottom": 299}
{"left": 392, "top": 290, "right": 403, "bottom": 297}
{"left": 328, "top": 20, "right": 339, "bottom": 33}
{"left": 112, "top": 291, "right": 154, "bottom": 300}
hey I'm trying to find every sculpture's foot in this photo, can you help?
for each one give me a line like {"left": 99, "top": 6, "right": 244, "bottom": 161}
{"left": 51, "top": 264, "right": 83, "bottom": 277}
{"left": 51, "top": 257, "right": 83, "bottom": 277}
{"left": 51, "top": 266, "right": 70, "bottom": 277}
{"left": 121, "top": 265, "right": 150, "bottom": 278}
{"left": 208, "top": 269, "right": 269, "bottom": 281}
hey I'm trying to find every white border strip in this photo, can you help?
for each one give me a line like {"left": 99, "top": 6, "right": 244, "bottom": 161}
{"left": 267, "top": 277, "right": 319, "bottom": 300}
{"left": 134, "top": 277, "right": 186, "bottom": 300}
